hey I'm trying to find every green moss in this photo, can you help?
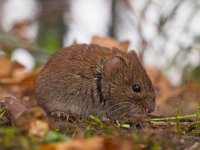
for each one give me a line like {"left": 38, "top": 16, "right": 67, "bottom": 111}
{"left": 0, "top": 127, "right": 38, "bottom": 150}
{"left": 42, "top": 131, "right": 70, "bottom": 144}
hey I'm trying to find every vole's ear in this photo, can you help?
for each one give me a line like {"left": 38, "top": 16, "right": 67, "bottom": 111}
{"left": 129, "top": 50, "right": 140, "bottom": 61}
{"left": 103, "top": 56, "right": 126, "bottom": 80}
{"left": 129, "top": 50, "right": 138, "bottom": 56}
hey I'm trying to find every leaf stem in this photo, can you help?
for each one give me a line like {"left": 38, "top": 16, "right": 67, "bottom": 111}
{"left": 149, "top": 114, "right": 198, "bottom": 121}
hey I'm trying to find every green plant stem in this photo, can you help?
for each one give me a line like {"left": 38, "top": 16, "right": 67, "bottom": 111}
{"left": 149, "top": 114, "right": 199, "bottom": 121}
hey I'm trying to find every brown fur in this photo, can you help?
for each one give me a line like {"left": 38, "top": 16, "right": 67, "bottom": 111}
{"left": 35, "top": 44, "right": 156, "bottom": 119}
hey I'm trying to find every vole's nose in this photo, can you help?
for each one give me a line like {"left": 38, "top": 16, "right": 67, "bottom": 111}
{"left": 145, "top": 103, "right": 157, "bottom": 113}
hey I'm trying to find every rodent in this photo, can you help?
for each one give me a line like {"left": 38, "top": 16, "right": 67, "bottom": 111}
{"left": 35, "top": 44, "right": 156, "bottom": 119}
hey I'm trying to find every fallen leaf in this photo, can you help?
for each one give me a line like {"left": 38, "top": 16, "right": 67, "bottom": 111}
{"left": 92, "top": 36, "right": 129, "bottom": 52}
{"left": 0, "top": 55, "right": 13, "bottom": 77}
{"left": 0, "top": 96, "right": 50, "bottom": 139}
{"left": 19, "top": 68, "right": 40, "bottom": 90}
{"left": 40, "top": 137, "right": 133, "bottom": 150}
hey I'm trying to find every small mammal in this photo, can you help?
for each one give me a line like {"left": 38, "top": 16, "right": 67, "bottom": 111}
{"left": 35, "top": 44, "right": 156, "bottom": 119}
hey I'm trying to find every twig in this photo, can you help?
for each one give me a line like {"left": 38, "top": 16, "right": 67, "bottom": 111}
{"left": 149, "top": 114, "right": 198, "bottom": 121}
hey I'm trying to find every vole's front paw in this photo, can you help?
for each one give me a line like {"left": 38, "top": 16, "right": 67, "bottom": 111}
{"left": 50, "top": 110, "right": 79, "bottom": 121}
{"left": 100, "top": 116, "right": 110, "bottom": 122}
{"left": 50, "top": 111, "right": 67, "bottom": 120}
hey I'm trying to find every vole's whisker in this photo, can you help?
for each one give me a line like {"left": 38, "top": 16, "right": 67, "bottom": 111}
{"left": 120, "top": 104, "right": 140, "bottom": 118}
{"left": 129, "top": 108, "right": 136, "bottom": 116}
{"left": 121, "top": 108, "right": 133, "bottom": 118}
{"left": 106, "top": 103, "right": 123, "bottom": 112}
{"left": 129, "top": 105, "right": 137, "bottom": 114}
{"left": 105, "top": 102, "right": 132, "bottom": 112}
{"left": 112, "top": 104, "right": 130, "bottom": 113}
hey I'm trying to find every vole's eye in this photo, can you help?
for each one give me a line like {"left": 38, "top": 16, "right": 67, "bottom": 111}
{"left": 132, "top": 84, "right": 141, "bottom": 93}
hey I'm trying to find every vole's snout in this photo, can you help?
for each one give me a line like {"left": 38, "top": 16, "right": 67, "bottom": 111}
{"left": 145, "top": 102, "right": 157, "bottom": 113}
{"left": 143, "top": 94, "right": 156, "bottom": 113}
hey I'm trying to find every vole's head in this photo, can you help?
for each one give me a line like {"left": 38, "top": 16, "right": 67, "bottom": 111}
{"left": 102, "top": 49, "right": 156, "bottom": 119}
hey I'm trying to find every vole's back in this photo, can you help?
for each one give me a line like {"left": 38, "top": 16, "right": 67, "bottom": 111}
{"left": 44, "top": 44, "right": 116, "bottom": 78}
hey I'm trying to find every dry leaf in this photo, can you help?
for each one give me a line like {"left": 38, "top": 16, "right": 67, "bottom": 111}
{"left": 19, "top": 68, "right": 40, "bottom": 90}
{"left": 0, "top": 55, "right": 28, "bottom": 84}
{"left": 147, "top": 67, "right": 200, "bottom": 116}
{"left": 40, "top": 137, "right": 133, "bottom": 150}
{"left": 0, "top": 96, "right": 50, "bottom": 138}
{"left": 0, "top": 55, "right": 13, "bottom": 77}
{"left": 92, "top": 36, "right": 129, "bottom": 52}
{"left": 146, "top": 67, "right": 172, "bottom": 104}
